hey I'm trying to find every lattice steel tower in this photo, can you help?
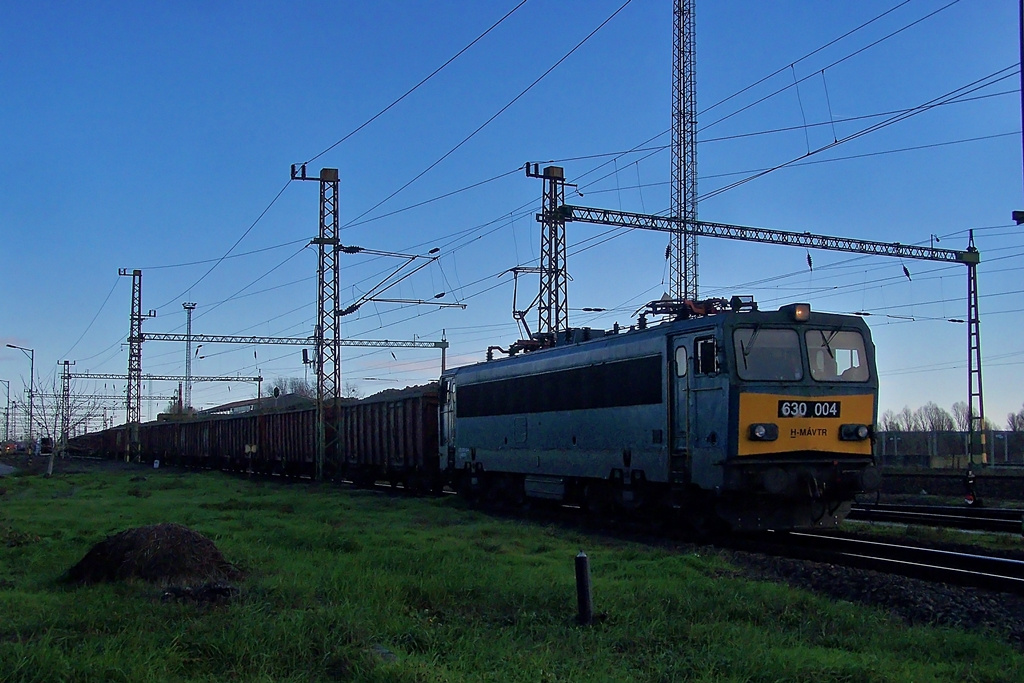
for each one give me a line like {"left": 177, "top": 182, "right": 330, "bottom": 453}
{"left": 292, "top": 165, "right": 342, "bottom": 479}
{"left": 965, "top": 231, "right": 985, "bottom": 464}
{"left": 316, "top": 169, "right": 342, "bottom": 404}
{"left": 120, "top": 268, "right": 143, "bottom": 460}
{"left": 670, "top": 0, "right": 698, "bottom": 300}
{"left": 527, "top": 164, "right": 568, "bottom": 337}
{"left": 60, "top": 360, "right": 74, "bottom": 454}
{"left": 182, "top": 302, "right": 196, "bottom": 409}
{"left": 119, "top": 268, "right": 154, "bottom": 460}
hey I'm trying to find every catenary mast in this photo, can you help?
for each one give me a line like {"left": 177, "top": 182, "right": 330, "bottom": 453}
{"left": 670, "top": 0, "right": 698, "bottom": 300}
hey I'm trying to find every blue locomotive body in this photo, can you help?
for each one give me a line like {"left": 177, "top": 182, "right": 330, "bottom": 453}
{"left": 441, "top": 303, "right": 879, "bottom": 530}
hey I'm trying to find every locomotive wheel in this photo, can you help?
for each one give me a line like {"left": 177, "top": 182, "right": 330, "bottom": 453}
{"left": 458, "top": 469, "right": 485, "bottom": 506}
{"left": 582, "top": 481, "right": 614, "bottom": 518}
{"left": 488, "top": 474, "right": 525, "bottom": 510}
{"left": 505, "top": 475, "right": 527, "bottom": 508}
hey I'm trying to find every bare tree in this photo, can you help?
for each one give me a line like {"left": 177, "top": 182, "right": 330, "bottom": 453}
{"left": 894, "top": 406, "right": 920, "bottom": 431}
{"left": 1007, "top": 404, "right": 1024, "bottom": 432}
{"left": 31, "top": 375, "right": 106, "bottom": 475}
{"left": 264, "top": 377, "right": 317, "bottom": 399}
{"left": 161, "top": 399, "right": 194, "bottom": 416}
{"left": 948, "top": 400, "right": 997, "bottom": 432}
{"left": 879, "top": 409, "right": 901, "bottom": 431}
{"left": 951, "top": 401, "right": 970, "bottom": 431}
{"left": 917, "top": 402, "right": 955, "bottom": 431}
{"left": 883, "top": 400, "right": 1002, "bottom": 436}
{"left": 32, "top": 376, "right": 104, "bottom": 442}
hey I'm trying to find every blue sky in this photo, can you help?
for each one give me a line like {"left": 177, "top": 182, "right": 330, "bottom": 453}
{"left": 1, "top": 0, "right": 1021, "bottom": 432}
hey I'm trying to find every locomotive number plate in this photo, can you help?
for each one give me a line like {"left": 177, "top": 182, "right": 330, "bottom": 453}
{"left": 777, "top": 400, "right": 840, "bottom": 418}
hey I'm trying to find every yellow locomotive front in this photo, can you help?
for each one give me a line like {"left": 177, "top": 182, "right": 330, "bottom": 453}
{"left": 718, "top": 304, "right": 880, "bottom": 529}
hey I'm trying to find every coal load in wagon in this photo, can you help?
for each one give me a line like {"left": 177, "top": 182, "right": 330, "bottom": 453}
{"left": 65, "top": 522, "right": 243, "bottom": 586}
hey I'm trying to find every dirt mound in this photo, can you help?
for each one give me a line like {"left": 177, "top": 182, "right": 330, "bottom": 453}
{"left": 65, "top": 523, "right": 243, "bottom": 585}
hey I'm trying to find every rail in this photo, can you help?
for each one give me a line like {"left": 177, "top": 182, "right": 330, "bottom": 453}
{"left": 775, "top": 532, "right": 1024, "bottom": 595}
{"left": 849, "top": 503, "right": 1023, "bottom": 534}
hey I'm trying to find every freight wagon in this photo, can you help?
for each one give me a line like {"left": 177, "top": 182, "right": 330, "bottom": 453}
{"left": 72, "top": 384, "right": 439, "bottom": 489}
{"left": 72, "top": 299, "right": 881, "bottom": 531}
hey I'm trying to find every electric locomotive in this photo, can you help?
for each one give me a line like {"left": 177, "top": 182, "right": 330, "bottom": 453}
{"left": 440, "top": 297, "right": 879, "bottom": 531}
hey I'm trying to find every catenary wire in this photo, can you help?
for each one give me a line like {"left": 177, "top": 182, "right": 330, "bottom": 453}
{"left": 72, "top": 3, "right": 1015, "bottom": 395}
{"left": 341, "top": 0, "right": 635, "bottom": 229}
{"left": 59, "top": 276, "right": 121, "bottom": 361}
{"left": 143, "top": 4, "right": 532, "bottom": 314}
{"left": 301, "top": 0, "right": 529, "bottom": 166}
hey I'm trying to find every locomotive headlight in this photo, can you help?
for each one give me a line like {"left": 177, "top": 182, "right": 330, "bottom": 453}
{"left": 748, "top": 423, "right": 778, "bottom": 441}
{"left": 779, "top": 303, "right": 811, "bottom": 322}
{"left": 839, "top": 424, "right": 871, "bottom": 441}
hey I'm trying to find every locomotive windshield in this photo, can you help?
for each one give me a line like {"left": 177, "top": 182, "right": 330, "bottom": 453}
{"left": 733, "top": 328, "right": 802, "bottom": 381}
{"left": 806, "top": 329, "right": 869, "bottom": 382}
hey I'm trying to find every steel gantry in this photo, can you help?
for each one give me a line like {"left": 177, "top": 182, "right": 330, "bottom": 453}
{"left": 556, "top": 202, "right": 986, "bottom": 463}
{"left": 141, "top": 333, "right": 447, "bottom": 353}
{"left": 70, "top": 373, "right": 263, "bottom": 382}
{"left": 42, "top": 393, "right": 177, "bottom": 402}
{"left": 557, "top": 205, "right": 978, "bottom": 264}
{"left": 671, "top": 0, "right": 699, "bottom": 301}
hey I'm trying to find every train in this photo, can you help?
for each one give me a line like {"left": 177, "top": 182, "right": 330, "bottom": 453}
{"left": 70, "top": 297, "right": 880, "bottom": 531}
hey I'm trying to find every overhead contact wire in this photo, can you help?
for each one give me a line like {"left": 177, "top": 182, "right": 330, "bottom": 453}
{"left": 700, "top": 0, "right": 964, "bottom": 133}
{"left": 154, "top": 179, "right": 293, "bottom": 311}
{"left": 146, "top": 3, "right": 531, "bottom": 320}
{"left": 342, "top": 0, "right": 635, "bottom": 229}
{"left": 60, "top": 276, "right": 121, "bottom": 361}
{"left": 301, "top": 0, "right": 530, "bottom": 166}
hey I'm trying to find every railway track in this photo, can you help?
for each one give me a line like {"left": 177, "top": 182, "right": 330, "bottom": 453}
{"left": 155, "top": 462, "right": 1024, "bottom": 596}
{"left": 746, "top": 531, "right": 1024, "bottom": 595}
{"left": 849, "top": 502, "right": 1024, "bottom": 534}
{"left": 457, "top": 491, "right": 1024, "bottom": 596}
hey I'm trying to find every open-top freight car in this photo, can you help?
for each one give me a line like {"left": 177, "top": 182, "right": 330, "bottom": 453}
{"left": 71, "top": 384, "right": 439, "bottom": 489}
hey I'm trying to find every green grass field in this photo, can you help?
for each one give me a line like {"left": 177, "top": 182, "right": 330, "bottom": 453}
{"left": 1, "top": 465, "right": 1021, "bottom": 682}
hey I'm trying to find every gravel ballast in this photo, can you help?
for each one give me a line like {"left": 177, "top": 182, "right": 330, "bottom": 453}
{"left": 726, "top": 546, "right": 1024, "bottom": 648}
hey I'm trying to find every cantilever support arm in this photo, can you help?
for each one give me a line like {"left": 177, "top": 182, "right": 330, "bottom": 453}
{"left": 558, "top": 205, "right": 979, "bottom": 265}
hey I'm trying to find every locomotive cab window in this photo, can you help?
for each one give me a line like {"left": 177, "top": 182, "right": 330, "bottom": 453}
{"left": 806, "top": 329, "right": 869, "bottom": 382}
{"left": 674, "top": 346, "right": 688, "bottom": 377}
{"left": 733, "top": 327, "right": 802, "bottom": 381}
{"left": 693, "top": 337, "right": 719, "bottom": 375}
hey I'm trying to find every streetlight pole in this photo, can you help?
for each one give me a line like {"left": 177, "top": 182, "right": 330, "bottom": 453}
{"left": 0, "top": 379, "right": 9, "bottom": 442}
{"left": 7, "top": 344, "right": 34, "bottom": 446}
